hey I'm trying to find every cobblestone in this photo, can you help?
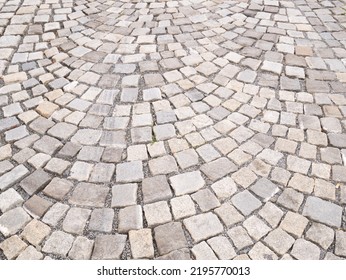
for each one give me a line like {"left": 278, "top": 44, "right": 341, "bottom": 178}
{"left": 0, "top": 0, "right": 345, "bottom": 260}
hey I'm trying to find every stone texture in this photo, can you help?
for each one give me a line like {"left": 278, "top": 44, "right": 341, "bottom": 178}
{"left": 169, "top": 171, "right": 205, "bottom": 196}
{"left": 0, "top": 207, "right": 31, "bottom": 237}
{"left": 154, "top": 222, "right": 187, "bottom": 255}
{"left": 183, "top": 213, "right": 223, "bottom": 243}
{"left": 291, "top": 239, "right": 321, "bottom": 260}
{"left": 142, "top": 175, "right": 172, "bottom": 204}
{"left": 116, "top": 161, "right": 144, "bottom": 183}
{"left": 143, "top": 201, "right": 172, "bottom": 227}
{"left": 92, "top": 234, "right": 127, "bottom": 260}
{"left": 129, "top": 229, "right": 154, "bottom": 259}
{"left": 0, "top": 0, "right": 345, "bottom": 260}
{"left": 68, "top": 236, "right": 94, "bottom": 260}
{"left": 69, "top": 183, "right": 109, "bottom": 207}
{"left": 303, "top": 196, "right": 342, "bottom": 227}
{"left": 42, "top": 231, "right": 74, "bottom": 257}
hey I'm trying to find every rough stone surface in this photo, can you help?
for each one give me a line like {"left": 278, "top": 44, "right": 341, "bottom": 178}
{"left": 183, "top": 213, "right": 223, "bottom": 243}
{"left": 0, "top": 0, "right": 345, "bottom": 260}
{"left": 303, "top": 196, "right": 343, "bottom": 227}
{"left": 92, "top": 234, "right": 127, "bottom": 260}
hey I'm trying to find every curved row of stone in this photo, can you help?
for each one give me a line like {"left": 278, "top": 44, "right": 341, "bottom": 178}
{"left": 0, "top": 0, "right": 346, "bottom": 260}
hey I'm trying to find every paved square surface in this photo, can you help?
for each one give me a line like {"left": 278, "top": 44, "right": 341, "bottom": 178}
{"left": 0, "top": 0, "right": 346, "bottom": 260}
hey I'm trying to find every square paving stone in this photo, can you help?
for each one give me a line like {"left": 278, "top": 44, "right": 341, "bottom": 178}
{"left": 153, "top": 124, "right": 176, "bottom": 141}
{"left": 248, "top": 242, "right": 278, "bottom": 260}
{"left": 71, "top": 129, "right": 102, "bottom": 145}
{"left": 170, "top": 195, "right": 196, "bottom": 220}
{"left": 0, "top": 164, "right": 29, "bottom": 191}
{"left": 143, "top": 201, "right": 172, "bottom": 227}
{"left": 127, "top": 145, "right": 148, "bottom": 161}
{"left": 90, "top": 163, "right": 115, "bottom": 183}
{"left": 183, "top": 212, "right": 224, "bottom": 243}
{"left": 290, "top": 239, "right": 321, "bottom": 260}
{"left": 200, "top": 157, "right": 238, "bottom": 181}
{"left": 20, "top": 219, "right": 51, "bottom": 246}
{"left": 68, "top": 236, "right": 94, "bottom": 260}
{"left": 131, "top": 127, "right": 152, "bottom": 144}
{"left": 306, "top": 223, "right": 334, "bottom": 250}
{"left": 142, "top": 175, "right": 173, "bottom": 204}
{"left": 62, "top": 207, "right": 91, "bottom": 235}
{"left": 227, "top": 226, "right": 254, "bottom": 251}
{"left": 69, "top": 161, "right": 93, "bottom": 181}
{"left": 302, "top": 196, "right": 343, "bottom": 227}
{"left": 191, "top": 189, "right": 220, "bottom": 212}
{"left": 116, "top": 161, "right": 144, "bottom": 183}
{"left": 42, "top": 178, "right": 73, "bottom": 200}
{"left": 258, "top": 202, "right": 284, "bottom": 228}
{"left": 279, "top": 211, "right": 309, "bottom": 238}
{"left": 332, "top": 166, "right": 346, "bottom": 183}
{"left": 231, "top": 167, "right": 258, "bottom": 188}
{"left": 77, "top": 146, "right": 104, "bottom": 161}
{"left": 129, "top": 229, "right": 154, "bottom": 259}
{"left": 0, "top": 207, "right": 31, "bottom": 237}
{"left": 42, "top": 231, "right": 74, "bottom": 257}
{"left": 89, "top": 208, "right": 114, "bottom": 233}
{"left": 196, "top": 144, "right": 220, "bottom": 162}
{"left": 91, "top": 234, "right": 127, "bottom": 260}
{"left": 231, "top": 190, "right": 262, "bottom": 216}
{"left": 57, "top": 142, "right": 82, "bottom": 159}
{"left": 102, "top": 147, "right": 124, "bottom": 163}
{"left": 277, "top": 188, "right": 304, "bottom": 211}
{"left": 29, "top": 117, "right": 54, "bottom": 134}
{"left": 0, "top": 235, "right": 28, "bottom": 260}
{"left": 20, "top": 169, "right": 52, "bottom": 195}
{"left": 33, "top": 135, "right": 63, "bottom": 155}
{"left": 210, "top": 177, "right": 238, "bottom": 201}
{"left": 0, "top": 161, "right": 14, "bottom": 176}
{"left": 169, "top": 171, "right": 205, "bottom": 196}
{"left": 118, "top": 205, "right": 143, "bottom": 233}
{"left": 288, "top": 173, "right": 314, "bottom": 194}
{"left": 328, "top": 133, "right": 346, "bottom": 148}
{"left": 149, "top": 155, "right": 178, "bottom": 176}
{"left": 111, "top": 184, "right": 138, "bottom": 208}
{"left": 47, "top": 122, "right": 77, "bottom": 140}
{"left": 154, "top": 222, "right": 188, "bottom": 255}
{"left": 23, "top": 195, "right": 52, "bottom": 219}
{"left": 69, "top": 183, "right": 109, "bottom": 207}
{"left": 243, "top": 216, "right": 271, "bottom": 240}
{"left": 0, "top": 188, "right": 24, "bottom": 212}
{"left": 263, "top": 228, "right": 295, "bottom": 255}
{"left": 207, "top": 236, "right": 236, "bottom": 260}
{"left": 250, "top": 178, "right": 280, "bottom": 201}
{"left": 42, "top": 202, "right": 69, "bottom": 227}
{"left": 214, "top": 203, "right": 244, "bottom": 227}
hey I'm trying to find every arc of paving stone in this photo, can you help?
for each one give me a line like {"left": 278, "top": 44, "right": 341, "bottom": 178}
{"left": 1, "top": 0, "right": 346, "bottom": 260}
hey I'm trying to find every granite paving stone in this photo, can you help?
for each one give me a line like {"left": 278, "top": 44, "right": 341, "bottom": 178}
{"left": 129, "top": 229, "right": 154, "bottom": 259}
{"left": 302, "top": 196, "right": 343, "bottom": 227}
{"left": 68, "top": 237, "right": 94, "bottom": 260}
{"left": 154, "top": 222, "right": 188, "bottom": 255}
{"left": 0, "top": 207, "right": 31, "bottom": 237}
{"left": 0, "top": 235, "right": 28, "bottom": 260}
{"left": 91, "top": 234, "right": 127, "bottom": 260}
{"left": 0, "top": 0, "right": 345, "bottom": 260}
{"left": 183, "top": 213, "right": 223, "bottom": 243}
{"left": 69, "top": 183, "right": 108, "bottom": 207}
{"left": 42, "top": 231, "right": 74, "bottom": 257}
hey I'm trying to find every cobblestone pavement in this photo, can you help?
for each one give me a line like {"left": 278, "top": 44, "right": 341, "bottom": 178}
{"left": 0, "top": 0, "right": 346, "bottom": 260}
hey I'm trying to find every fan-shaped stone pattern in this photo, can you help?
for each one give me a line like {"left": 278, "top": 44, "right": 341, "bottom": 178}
{"left": 0, "top": 0, "right": 346, "bottom": 260}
